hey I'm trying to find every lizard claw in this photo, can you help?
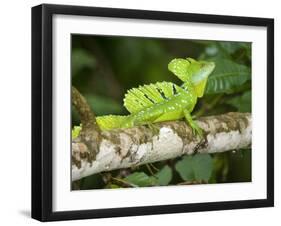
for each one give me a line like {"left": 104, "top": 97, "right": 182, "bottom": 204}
{"left": 190, "top": 122, "right": 203, "bottom": 139}
{"left": 146, "top": 123, "right": 160, "bottom": 135}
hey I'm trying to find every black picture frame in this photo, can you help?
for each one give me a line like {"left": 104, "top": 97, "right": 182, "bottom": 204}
{"left": 32, "top": 3, "right": 274, "bottom": 222}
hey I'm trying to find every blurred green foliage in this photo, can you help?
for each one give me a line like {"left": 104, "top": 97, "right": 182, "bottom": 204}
{"left": 72, "top": 35, "right": 251, "bottom": 190}
{"left": 175, "top": 154, "right": 213, "bottom": 182}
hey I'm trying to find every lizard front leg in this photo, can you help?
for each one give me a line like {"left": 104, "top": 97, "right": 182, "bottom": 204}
{"left": 183, "top": 109, "right": 203, "bottom": 138}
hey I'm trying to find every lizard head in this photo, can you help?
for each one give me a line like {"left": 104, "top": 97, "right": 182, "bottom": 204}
{"left": 168, "top": 58, "right": 215, "bottom": 97}
{"left": 189, "top": 58, "right": 215, "bottom": 97}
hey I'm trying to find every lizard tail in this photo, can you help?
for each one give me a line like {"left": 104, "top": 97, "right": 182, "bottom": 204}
{"left": 96, "top": 115, "right": 129, "bottom": 131}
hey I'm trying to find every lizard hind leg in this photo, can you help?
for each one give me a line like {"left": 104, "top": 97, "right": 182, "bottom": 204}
{"left": 183, "top": 109, "right": 203, "bottom": 138}
{"left": 125, "top": 111, "right": 163, "bottom": 133}
{"left": 145, "top": 111, "right": 167, "bottom": 134}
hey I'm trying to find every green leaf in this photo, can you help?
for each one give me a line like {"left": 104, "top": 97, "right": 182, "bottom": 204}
{"left": 226, "top": 91, "right": 251, "bottom": 112}
{"left": 205, "top": 59, "right": 251, "bottom": 94}
{"left": 175, "top": 156, "right": 194, "bottom": 181}
{"left": 175, "top": 154, "right": 213, "bottom": 182}
{"left": 155, "top": 165, "right": 173, "bottom": 186}
{"left": 217, "top": 42, "right": 250, "bottom": 55}
{"left": 72, "top": 125, "right": 81, "bottom": 139}
{"left": 124, "top": 172, "right": 157, "bottom": 187}
{"left": 192, "top": 154, "right": 213, "bottom": 181}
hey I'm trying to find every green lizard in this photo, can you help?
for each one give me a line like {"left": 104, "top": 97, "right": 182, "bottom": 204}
{"left": 95, "top": 58, "right": 215, "bottom": 137}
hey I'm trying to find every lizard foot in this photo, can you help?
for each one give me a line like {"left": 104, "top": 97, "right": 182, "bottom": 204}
{"left": 146, "top": 123, "right": 160, "bottom": 135}
{"left": 190, "top": 121, "right": 203, "bottom": 139}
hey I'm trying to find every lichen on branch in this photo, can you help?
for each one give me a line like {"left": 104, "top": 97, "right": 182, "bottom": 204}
{"left": 72, "top": 112, "right": 251, "bottom": 181}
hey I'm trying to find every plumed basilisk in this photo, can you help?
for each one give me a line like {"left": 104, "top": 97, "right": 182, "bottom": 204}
{"left": 96, "top": 58, "right": 215, "bottom": 137}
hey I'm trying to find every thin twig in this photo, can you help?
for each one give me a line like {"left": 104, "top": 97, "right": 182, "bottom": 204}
{"left": 71, "top": 86, "right": 100, "bottom": 133}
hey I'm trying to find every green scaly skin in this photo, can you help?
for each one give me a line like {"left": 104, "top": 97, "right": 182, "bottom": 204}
{"left": 94, "top": 58, "right": 215, "bottom": 137}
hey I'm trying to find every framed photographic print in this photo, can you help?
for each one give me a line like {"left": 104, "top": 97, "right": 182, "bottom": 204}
{"left": 32, "top": 4, "right": 274, "bottom": 221}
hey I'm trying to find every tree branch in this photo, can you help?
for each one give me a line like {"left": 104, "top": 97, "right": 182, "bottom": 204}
{"left": 72, "top": 86, "right": 101, "bottom": 160}
{"left": 72, "top": 112, "right": 251, "bottom": 181}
